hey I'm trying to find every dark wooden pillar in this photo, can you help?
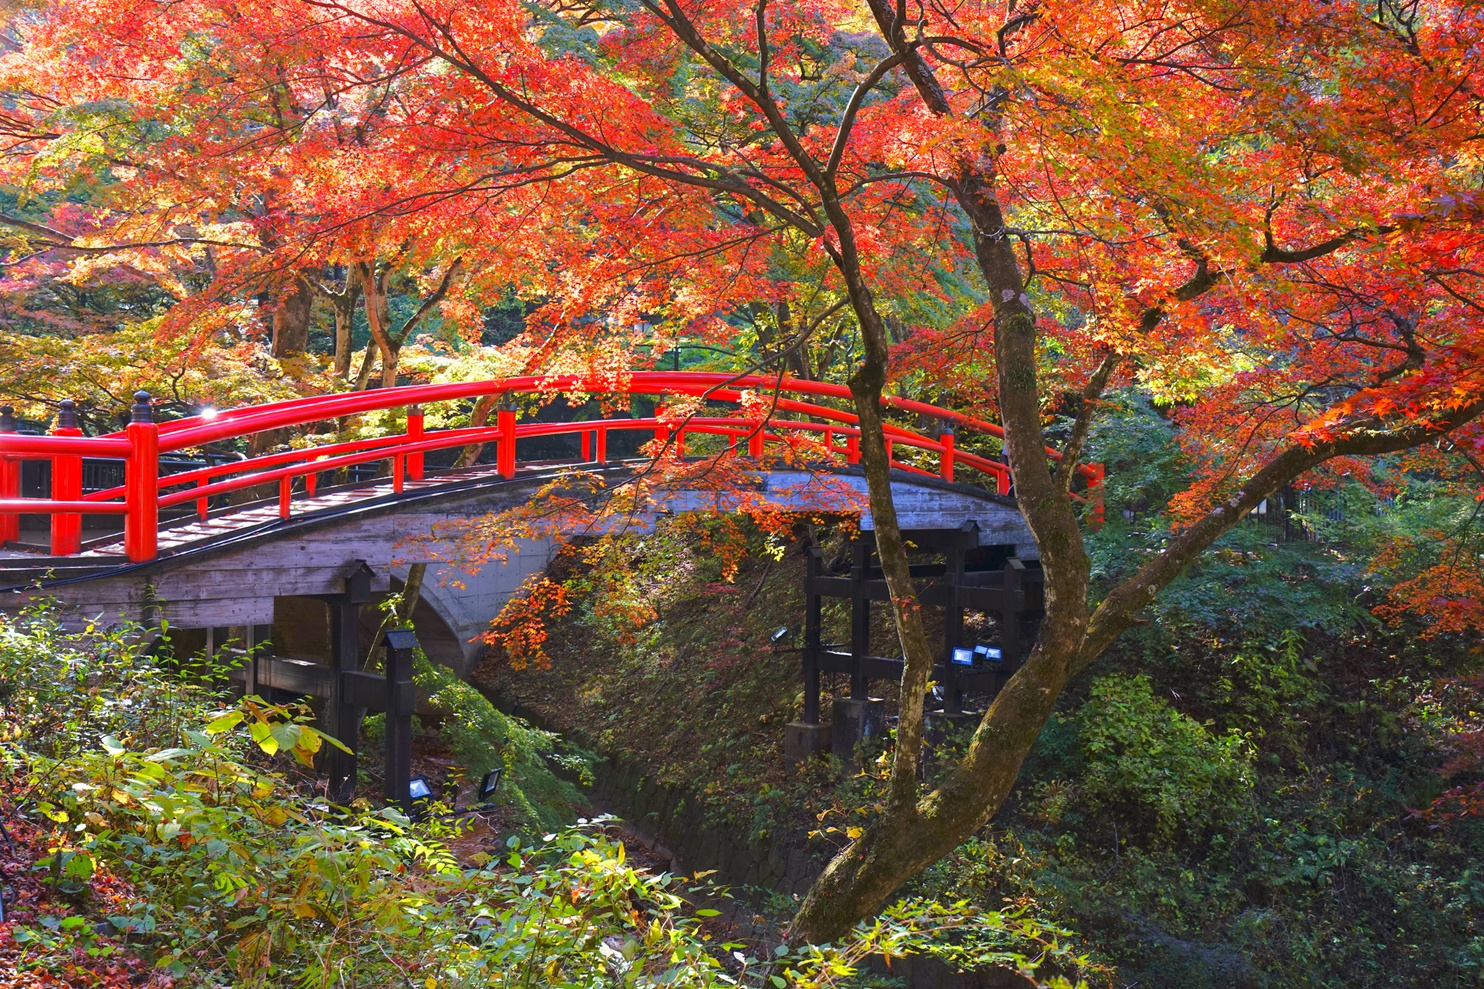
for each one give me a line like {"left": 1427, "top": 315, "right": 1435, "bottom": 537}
{"left": 803, "top": 547, "right": 823, "bottom": 723}
{"left": 942, "top": 541, "right": 965, "bottom": 714}
{"left": 382, "top": 629, "right": 418, "bottom": 809}
{"left": 326, "top": 562, "right": 372, "bottom": 802}
{"left": 1002, "top": 558, "right": 1025, "bottom": 676}
{"left": 849, "top": 538, "right": 870, "bottom": 699}
{"left": 242, "top": 624, "right": 272, "bottom": 697}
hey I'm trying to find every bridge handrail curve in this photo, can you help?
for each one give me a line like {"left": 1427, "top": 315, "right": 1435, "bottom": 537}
{"left": 0, "top": 373, "right": 1104, "bottom": 561}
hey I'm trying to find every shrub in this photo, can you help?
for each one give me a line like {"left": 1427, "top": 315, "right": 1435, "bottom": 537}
{"left": 1075, "top": 674, "right": 1253, "bottom": 844}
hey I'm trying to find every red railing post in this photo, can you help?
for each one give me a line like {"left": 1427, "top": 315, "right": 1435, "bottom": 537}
{"left": 0, "top": 405, "right": 18, "bottom": 545}
{"left": 196, "top": 477, "right": 210, "bottom": 521}
{"left": 124, "top": 391, "right": 159, "bottom": 563}
{"left": 279, "top": 476, "right": 292, "bottom": 517}
{"left": 747, "top": 420, "right": 765, "bottom": 459}
{"left": 497, "top": 402, "right": 517, "bottom": 479}
{"left": 653, "top": 404, "right": 670, "bottom": 447}
{"left": 50, "top": 399, "right": 83, "bottom": 556}
{"left": 846, "top": 432, "right": 860, "bottom": 464}
{"left": 581, "top": 430, "right": 591, "bottom": 462}
{"left": 406, "top": 404, "right": 424, "bottom": 480}
{"left": 939, "top": 425, "right": 955, "bottom": 483}
{"left": 596, "top": 426, "right": 608, "bottom": 464}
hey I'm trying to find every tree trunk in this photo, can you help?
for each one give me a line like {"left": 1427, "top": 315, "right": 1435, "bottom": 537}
{"left": 332, "top": 267, "right": 363, "bottom": 380}
{"left": 271, "top": 277, "right": 315, "bottom": 358}
{"left": 356, "top": 260, "right": 400, "bottom": 389}
{"left": 791, "top": 3, "right": 1484, "bottom": 943}
{"left": 352, "top": 338, "right": 379, "bottom": 393}
{"left": 789, "top": 3, "right": 1100, "bottom": 944}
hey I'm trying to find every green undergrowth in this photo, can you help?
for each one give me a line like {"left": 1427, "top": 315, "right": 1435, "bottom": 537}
{"left": 0, "top": 606, "right": 1088, "bottom": 988}
{"left": 363, "top": 648, "right": 586, "bottom": 830}
{"left": 478, "top": 514, "right": 1484, "bottom": 988}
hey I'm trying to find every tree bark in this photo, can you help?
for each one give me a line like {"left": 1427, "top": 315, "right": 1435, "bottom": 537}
{"left": 357, "top": 258, "right": 463, "bottom": 389}
{"left": 270, "top": 277, "right": 315, "bottom": 358}
{"left": 357, "top": 261, "right": 399, "bottom": 388}
{"left": 331, "top": 266, "right": 363, "bottom": 379}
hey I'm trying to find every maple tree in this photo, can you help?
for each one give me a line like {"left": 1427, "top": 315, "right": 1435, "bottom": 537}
{"left": 3, "top": 0, "right": 1483, "bottom": 944}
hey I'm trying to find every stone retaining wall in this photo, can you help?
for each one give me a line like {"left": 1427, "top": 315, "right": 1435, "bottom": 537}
{"left": 586, "top": 754, "right": 824, "bottom": 898}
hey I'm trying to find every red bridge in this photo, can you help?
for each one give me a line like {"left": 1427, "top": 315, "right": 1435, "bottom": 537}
{"left": 0, "top": 372, "right": 1100, "bottom": 695}
{"left": 0, "top": 372, "right": 1104, "bottom": 777}
{"left": 0, "top": 372, "right": 1102, "bottom": 565}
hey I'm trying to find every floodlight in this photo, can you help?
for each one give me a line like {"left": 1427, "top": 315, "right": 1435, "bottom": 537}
{"left": 407, "top": 775, "right": 433, "bottom": 802}
{"left": 951, "top": 647, "right": 975, "bottom": 667}
{"left": 973, "top": 645, "right": 1003, "bottom": 663}
{"left": 770, "top": 626, "right": 790, "bottom": 644}
{"left": 478, "top": 768, "right": 503, "bottom": 803}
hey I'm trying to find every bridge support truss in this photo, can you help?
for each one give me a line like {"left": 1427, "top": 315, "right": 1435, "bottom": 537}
{"left": 788, "top": 526, "right": 1043, "bottom": 766}
{"left": 217, "top": 564, "right": 421, "bottom": 807}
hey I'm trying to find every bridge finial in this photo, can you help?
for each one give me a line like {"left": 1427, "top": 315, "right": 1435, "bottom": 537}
{"left": 0, "top": 405, "right": 13, "bottom": 433}
{"left": 131, "top": 391, "right": 153, "bottom": 424}
{"left": 57, "top": 399, "right": 78, "bottom": 430}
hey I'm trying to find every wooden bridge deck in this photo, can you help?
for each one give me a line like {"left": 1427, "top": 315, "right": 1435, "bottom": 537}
{"left": 0, "top": 461, "right": 1037, "bottom": 674}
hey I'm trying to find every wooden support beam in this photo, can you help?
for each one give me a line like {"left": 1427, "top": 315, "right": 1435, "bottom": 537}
{"left": 850, "top": 539, "right": 871, "bottom": 700}
{"left": 803, "top": 547, "right": 823, "bottom": 723}
{"left": 381, "top": 629, "right": 418, "bottom": 810}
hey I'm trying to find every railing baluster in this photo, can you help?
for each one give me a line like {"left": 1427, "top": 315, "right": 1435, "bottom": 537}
{"left": 50, "top": 399, "right": 83, "bottom": 556}
{"left": 596, "top": 425, "right": 607, "bottom": 464}
{"left": 124, "top": 392, "right": 159, "bottom": 562}
{"left": 497, "top": 402, "right": 516, "bottom": 478}
{"left": 0, "top": 405, "right": 18, "bottom": 544}
{"left": 279, "top": 476, "right": 292, "bottom": 518}
{"left": 939, "top": 425, "right": 955, "bottom": 482}
{"left": 654, "top": 404, "right": 669, "bottom": 447}
{"left": 406, "top": 404, "right": 424, "bottom": 480}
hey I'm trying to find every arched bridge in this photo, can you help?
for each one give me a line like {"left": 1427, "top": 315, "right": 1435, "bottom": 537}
{"left": 0, "top": 373, "right": 1101, "bottom": 675}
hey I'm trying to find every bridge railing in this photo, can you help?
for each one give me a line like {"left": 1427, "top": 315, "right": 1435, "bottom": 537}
{"left": 0, "top": 373, "right": 1103, "bottom": 562}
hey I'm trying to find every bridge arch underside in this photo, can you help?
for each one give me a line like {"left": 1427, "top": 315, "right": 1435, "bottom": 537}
{"left": 0, "top": 465, "right": 1035, "bottom": 675}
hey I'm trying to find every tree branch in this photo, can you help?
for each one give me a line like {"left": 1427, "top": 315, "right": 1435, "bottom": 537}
{"left": 1054, "top": 350, "right": 1121, "bottom": 493}
{"left": 1078, "top": 396, "right": 1484, "bottom": 669}
{"left": 825, "top": 51, "right": 907, "bottom": 177}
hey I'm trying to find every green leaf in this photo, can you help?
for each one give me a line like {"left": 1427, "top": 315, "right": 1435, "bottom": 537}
{"left": 100, "top": 735, "right": 124, "bottom": 756}
{"left": 268, "top": 722, "right": 302, "bottom": 754}
{"left": 205, "top": 711, "right": 244, "bottom": 735}
{"left": 250, "top": 720, "right": 277, "bottom": 755}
